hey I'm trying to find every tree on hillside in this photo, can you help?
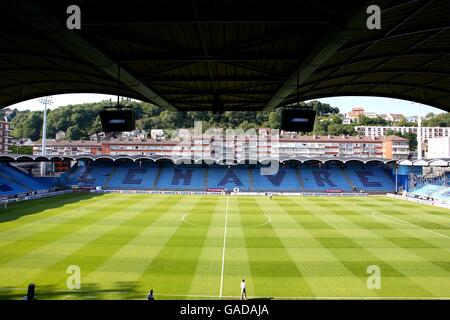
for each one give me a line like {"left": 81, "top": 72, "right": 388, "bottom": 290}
{"left": 422, "top": 112, "right": 450, "bottom": 127}
{"left": 66, "top": 126, "right": 85, "bottom": 140}
{"left": 306, "top": 101, "right": 339, "bottom": 116}
{"left": 268, "top": 111, "right": 281, "bottom": 129}
{"left": 357, "top": 115, "right": 388, "bottom": 126}
{"left": 386, "top": 129, "right": 417, "bottom": 151}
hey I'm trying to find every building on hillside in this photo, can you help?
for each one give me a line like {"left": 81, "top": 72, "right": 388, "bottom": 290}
{"left": 12, "top": 138, "right": 33, "bottom": 146}
{"left": 29, "top": 134, "right": 410, "bottom": 160}
{"left": 271, "top": 135, "right": 409, "bottom": 160}
{"left": 0, "top": 121, "right": 12, "bottom": 153}
{"left": 150, "top": 129, "right": 165, "bottom": 140}
{"left": 364, "top": 112, "right": 379, "bottom": 119}
{"left": 355, "top": 126, "right": 450, "bottom": 139}
{"left": 102, "top": 138, "right": 213, "bottom": 157}
{"left": 55, "top": 130, "right": 66, "bottom": 140}
{"left": 427, "top": 137, "right": 450, "bottom": 159}
{"left": 2, "top": 108, "right": 14, "bottom": 119}
{"left": 345, "top": 107, "right": 365, "bottom": 122}
{"left": 381, "top": 136, "right": 410, "bottom": 160}
{"left": 32, "top": 140, "right": 102, "bottom": 156}
{"left": 90, "top": 132, "right": 107, "bottom": 141}
{"left": 406, "top": 116, "right": 418, "bottom": 123}
{"left": 384, "top": 113, "right": 404, "bottom": 123}
{"left": 342, "top": 118, "right": 352, "bottom": 124}
{"left": 121, "top": 129, "right": 148, "bottom": 139}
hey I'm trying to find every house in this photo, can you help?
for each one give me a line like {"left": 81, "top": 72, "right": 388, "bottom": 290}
{"left": 342, "top": 118, "right": 352, "bottom": 124}
{"left": 55, "top": 130, "right": 66, "bottom": 140}
{"left": 345, "top": 107, "right": 365, "bottom": 122}
{"left": 385, "top": 113, "right": 405, "bottom": 123}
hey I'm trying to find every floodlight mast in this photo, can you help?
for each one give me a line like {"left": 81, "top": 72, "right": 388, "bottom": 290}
{"left": 416, "top": 103, "right": 423, "bottom": 160}
{"left": 38, "top": 96, "right": 53, "bottom": 176}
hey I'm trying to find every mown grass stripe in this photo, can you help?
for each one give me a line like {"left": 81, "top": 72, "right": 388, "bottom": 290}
{"left": 262, "top": 196, "right": 376, "bottom": 298}
{"left": 0, "top": 194, "right": 133, "bottom": 264}
{"left": 22, "top": 195, "right": 177, "bottom": 299}
{"left": 239, "top": 197, "right": 315, "bottom": 298}
{"left": 297, "top": 197, "right": 439, "bottom": 297}
{"left": 219, "top": 196, "right": 255, "bottom": 299}
{"left": 0, "top": 194, "right": 148, "bottom": 288}
{"left": 186, "top": 197, "right": 227, "bottom": 298}
{"left": 81, "top": 196, "right": 200, "bottom": 299}
{"left": 133, "top": 196, "right": 219, "bottom": 300}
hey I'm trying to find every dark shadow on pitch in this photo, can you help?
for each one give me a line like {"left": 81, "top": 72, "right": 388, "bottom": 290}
{"left": 0, "top": 192, "right": 106, "bottom": 224}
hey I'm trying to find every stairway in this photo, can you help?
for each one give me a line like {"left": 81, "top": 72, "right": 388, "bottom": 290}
{"left": 0, "top": 172, "right": 33, "bottom": 192}
{"left": 203, "top": 167, "right": 209, "bottom": 189}
{"left": 248, "top": 168, "right": 254, "bottom": 192}
{"left": 295, "top": 168, "right": 305, "bottom": 192}
{"left": 152, "top": 166, "right": 163, "bottom": 189}
{"left": 340, "top": 168, "right": 354, "bottom": 189}
{"left": 103, "top": 165, "right": 117, "bottom": 189}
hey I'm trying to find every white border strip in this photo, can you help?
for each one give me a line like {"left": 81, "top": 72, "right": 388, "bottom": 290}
{"left": 219, "top": 197, "right": 229, "bottom": 297}
{"left": 387, "top": 193, "right": 450, "bottom": 210}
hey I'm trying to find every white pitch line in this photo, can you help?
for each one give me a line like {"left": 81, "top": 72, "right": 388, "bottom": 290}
{"left": 372, "top": 212, "right": 450, "bottom": 240}
{"left": 242, "top": 215, "right": 272, "bottom": 229}
{"left": 181, "top": 213, "right": 207, "bottom": 228}
{"left": 219, "top": 197, "right": 229, "bottom": 298}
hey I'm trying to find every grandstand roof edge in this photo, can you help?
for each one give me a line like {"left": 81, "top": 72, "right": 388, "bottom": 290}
{"left": 0, "top": 153, "right": 403, "bottom": 165}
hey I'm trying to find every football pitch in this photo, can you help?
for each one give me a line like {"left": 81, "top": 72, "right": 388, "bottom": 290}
{"left": 0, "top": 192, "right": 449, "bottom": 300}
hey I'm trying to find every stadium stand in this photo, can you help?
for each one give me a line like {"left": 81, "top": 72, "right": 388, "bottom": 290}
{"left": 252, "top": 168, "right": 301, "bottom": 192}
{"left": 344, "top": 167, "right": 395, "bottom": 192}
{"left": 64, "top": 163, "right": 113, "bottom": 187}
{"left": 107, "top": 163, "right": 159, "bottom": 190}
{"left": 207, "top": 168, "right": 251, "bottom": 191}
{"left": 156, "top": 167, "right": 205, "bottom": 190}
{"left": 0, "top": 163, "right": 50, "bottom": 196}
{"left": 409, "top": 184, "right": 449, "bottom": 201}
{"left": 62, "top": 162, "right": 396, "bottom": 193}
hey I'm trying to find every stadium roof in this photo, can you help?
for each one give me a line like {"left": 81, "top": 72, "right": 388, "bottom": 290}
{"left": 0, "top": 153, "right": 398, "bottom": 165}
{"left": 398, "top": 159, "right": 450, "bottom": 166}
{"left": 1, "top": 0, "right": 450, "bottom": 112}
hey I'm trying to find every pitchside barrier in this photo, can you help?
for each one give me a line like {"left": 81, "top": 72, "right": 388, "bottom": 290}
{"left": 91, "top": 189, "right": 224, "bottom": 195}
{"left": 387, "top": 193, "right": 450, "bottom": 209}
{"left": 91, "top": 189, "right": 369, "bottom": 197}
{"left": 0, "top": 189, "right": 74, "bottom": 205}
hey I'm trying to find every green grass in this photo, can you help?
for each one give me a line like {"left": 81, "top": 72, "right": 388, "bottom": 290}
{"left": 0, "top": 192, "right": 449, "bottom": 300}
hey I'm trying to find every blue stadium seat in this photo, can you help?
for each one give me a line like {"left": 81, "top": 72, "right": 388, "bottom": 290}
{"left": 0, "top": 177, "right": 28, "bottom": 196}
{"left": 0, "top": 163, "right": 51, "bottom": 196}
{"left": 65, "top": 163, "right": 113, "bottom": 187}
{"left": 207, "top": 167, "right": 250, "bottom": 191}
{"left": 300, "top": 168, "right": 351, "bottom": 191}
{"left": 345, "top": 168, "right": 395, "bottom": 192}
{"left": 108, "top": 163, "right": 158, "bottom": 189}
{"left": 60, "top": 162, "right": 398, "bottom": 193}
{"left": 156, "top": 167, "right": 205, "bottom": 190}
{"left": 0, "top": 163, "right": 48, "bottom": 191}
{"left": 252, "top": 168, "right": 301, "bottom": 192}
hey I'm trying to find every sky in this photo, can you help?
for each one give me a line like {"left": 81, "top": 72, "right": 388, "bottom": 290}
{"left": 7, "top": 93, "right": 447, "bottom": 117}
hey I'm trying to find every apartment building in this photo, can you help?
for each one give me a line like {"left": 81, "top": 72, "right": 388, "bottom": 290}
{"left": 0, "top": 121, "right": 13, "bottom": 153}
{"left": 355, "top": 126, "right": 450, "bottom": 139}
